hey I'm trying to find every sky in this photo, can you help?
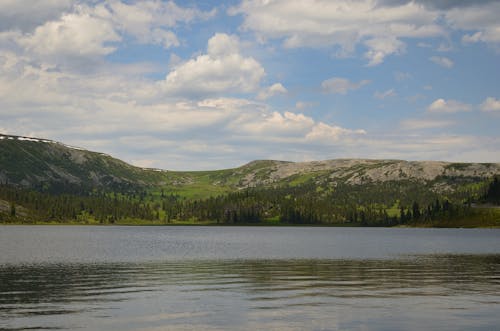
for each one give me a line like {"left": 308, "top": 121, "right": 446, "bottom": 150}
{"left": 0, "top": 0, "right": 499, "bottom": 170}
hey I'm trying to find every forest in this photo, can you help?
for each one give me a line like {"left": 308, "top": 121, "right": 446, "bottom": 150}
{"left": 1, "top": 175, "right": 499, "bottom": 227}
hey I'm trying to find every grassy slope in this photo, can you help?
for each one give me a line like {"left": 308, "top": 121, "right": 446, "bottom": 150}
{"left": 144, "top": 161, "right": 289, "bottom": 199}
{"left": 0, "top": 136, "right": 167, "bottom": 188}
{"left": 0, "top": 136, "right": 280, "bottom": 198}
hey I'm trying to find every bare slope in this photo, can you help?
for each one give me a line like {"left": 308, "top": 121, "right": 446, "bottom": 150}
{"left": 236, "top": 159, "right": 500, "bottom": 186}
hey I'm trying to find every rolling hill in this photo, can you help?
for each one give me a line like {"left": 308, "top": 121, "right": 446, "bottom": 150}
{"left": 1, "top": 133, "right": 500, "bottom": 196}
{"left": 1, "top": 133, "right": 500, "bottom": 226}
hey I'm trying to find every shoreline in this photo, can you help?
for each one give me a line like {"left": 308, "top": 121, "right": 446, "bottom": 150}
{"left": 1, "top": 221, "right": 499, "bottom": 228}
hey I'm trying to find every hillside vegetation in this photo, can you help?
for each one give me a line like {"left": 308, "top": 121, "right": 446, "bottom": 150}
{"left": 1, "top": 134, "right": 500, "bottom": 227}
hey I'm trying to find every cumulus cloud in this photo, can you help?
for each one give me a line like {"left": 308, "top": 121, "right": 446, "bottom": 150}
{"left": 322, "top": 77, "right": 370, "bottom": 95}
{"left": 427, "top": 98, "right": 472, "bottom": 113}
{"left": 0, "top": 0, "right": 72, "bottom": 32}
{"left": 257, "top": 83, "right": 287, "bottom": 100}
{"left": 0, "top": 48, "right": 165, "bottom": 110}
{"left": 445, "top": 2, "right": 500, "bottom": 44}
{"left": 101, "top": 0, "right": 215, "bottom": 49}
{"left": 364, "top": 37, "right": 406, "bottom": 66}
{"left": 429, "top": 56, "right": 454, "bottom": 68}
{"left": 2, "top": 1, "right": 215, "bottom": 68}
{"left": 230, "top": 0, "right": 444, "bottom": 65}
{"left": 0, "top": 48, "right": 369, "bottom": 169}
{"left": 228, "top": 108, "right": 366, "bottom": 145}
{"left": 230, "top": 0, "right": 500, "bottom": 65}
{"left": 18, "top": 11, "right": 121, "bottom": 58}
{"left": 1, "top": 1, "right": 498, "bottom": 169}
{"left": 480, "top": 97, "right": 500, "bottom": 112}
{"left": 161, "top": 33, "right": 265, "bottom": 97}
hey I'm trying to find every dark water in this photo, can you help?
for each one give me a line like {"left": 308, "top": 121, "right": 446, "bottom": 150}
{"left": 0, "top": 226, "right": 499, "bottom": 330}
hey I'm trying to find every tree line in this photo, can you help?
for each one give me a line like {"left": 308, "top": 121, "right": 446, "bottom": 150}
{"left": 0, "top": 184, "right": 156, "bottom": 223}
{"left": 1, "top": 176, "right": 497, "bottom": 225}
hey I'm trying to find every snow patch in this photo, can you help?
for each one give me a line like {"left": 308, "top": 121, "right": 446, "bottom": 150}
{"left": 18, "top": 137, "right": 41, "bottom": 142}
{"left": 0, "top": 135, "right": 53, "bottom": 143}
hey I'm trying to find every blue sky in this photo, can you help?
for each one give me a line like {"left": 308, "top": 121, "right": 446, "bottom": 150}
{"left": 0, "top": 0, "right": 499, "bottom": 170}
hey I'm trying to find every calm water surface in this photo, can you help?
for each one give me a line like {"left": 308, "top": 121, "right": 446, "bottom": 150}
{"left": 0, "top": 226, "right": 499, "bottom": 330}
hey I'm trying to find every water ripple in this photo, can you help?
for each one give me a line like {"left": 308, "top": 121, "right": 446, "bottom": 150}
{"left": 1, "top": 255, "right": 499, "bottom": 330}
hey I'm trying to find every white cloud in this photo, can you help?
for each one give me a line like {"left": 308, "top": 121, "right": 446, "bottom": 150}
{"left": 480, "top": 97, "right": 500, "bottom": 112}
{"left": 0, "top": 0, "right": 72, "bottom": 32}
{"left": 257, "top": 83, "right": 287, "bottom": 100}
{"left": 445, "top": 2, "right": 500, "bottom": 44}
{"left": 2, "top": 53, "right": 498, "bottom": 168}
{"left": 356, "top": 134, "right": 500, "bottom": 163}
{"left": 2, "top": 0, "right": 216, "bottom": 69}
{"left": 235, "top": 111, "right": 314, "bottom": 137}
{"left": 306, "top": 123, "right": 366, "bottom": 142}
{"left": 230, "top": 0, "right": 444, "bottom": 65}
{"left": 161, "top": 33, "right": 265, "bottom": 97}
{"left": 149, "top": 29, "right": 179, "bottom": 49}
{"left": 1, "top": 1, "right": 499, "bottom": 169}
{"left": 429, "top": 56, "right": 454, "bottom": 68}
{"left": 428, "top": 98, "right": 472, "bottom": 113}
{"left": 19, "top": 10, "right": 121, "bottom": 58}
{"left": 207, "top": 32, "right": 240, "bottom": 56}
{"left": 231, "top": 1, "right": 500, "bottom": 65}
{"left": 322, "top": 77, "right": 370, "bottom": 95}
{"left": 228, "top": 108, "right": 366, "bottom": 145}
{"left": 374, "top": 89, "right": 396, "bottom": 100}
{"left": 103, "top": 0, "right": 215, "bottom": 49}
{"left": 0, "top": 47, "right": 368, "bottom": 169}
{"left": 364, "top": 37, "right": 406, "bottom": 66}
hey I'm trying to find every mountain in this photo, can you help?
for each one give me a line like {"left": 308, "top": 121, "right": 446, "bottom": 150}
{"left": 1, "top": 133, "right": 500, "bottom": 196}
{"left": 0, "top": 134, "right": 167, "bottom": 193}
{"left": 2, "top": 133, "right": 500, "bottom": 226}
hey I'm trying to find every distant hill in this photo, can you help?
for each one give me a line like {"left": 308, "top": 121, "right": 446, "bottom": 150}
{"left": 1, "top": 133, "right": 500, "bottom": 226}
{"left": 0, "top": 134, "right": 166, "bottom": 193}
{"left": 1, "top": 133, "right": 500, "bottom": 196}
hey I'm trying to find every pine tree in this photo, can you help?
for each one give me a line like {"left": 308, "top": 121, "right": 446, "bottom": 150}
{"left": 10, "top": 202, "right": 16, "bottom": 217}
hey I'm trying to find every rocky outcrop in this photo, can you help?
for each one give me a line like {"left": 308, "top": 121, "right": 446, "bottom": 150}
{"left": 236, "top": 159, "right": 500, "bottom": 187}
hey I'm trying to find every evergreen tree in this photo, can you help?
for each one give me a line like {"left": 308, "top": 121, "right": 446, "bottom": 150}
{"left": 10, "top": 202, "right": 16, "bottom": 217}
{"left": 485, "top": 177, "right": 500, "bottom": 204}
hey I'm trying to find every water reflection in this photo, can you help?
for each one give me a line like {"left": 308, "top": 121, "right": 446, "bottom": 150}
{"left": 1, "top": 255, "right": 499, "bottom": 330}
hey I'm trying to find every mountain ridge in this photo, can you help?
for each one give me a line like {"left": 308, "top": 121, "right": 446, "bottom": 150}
{"left": 1, "top": 133, "right": 500, "bottom": 197}
{"left": 2, "top": 133, "right": 500, "bottom": 226}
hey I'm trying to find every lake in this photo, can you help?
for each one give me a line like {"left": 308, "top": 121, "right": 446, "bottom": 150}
{"left": 1, "top": 226, "right": 499, "bottom": 330}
